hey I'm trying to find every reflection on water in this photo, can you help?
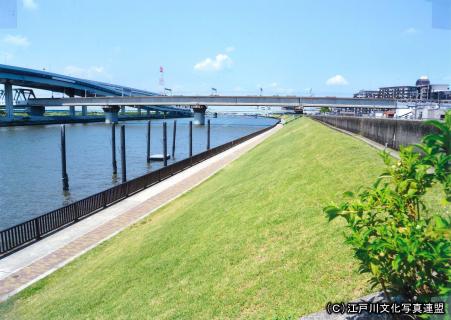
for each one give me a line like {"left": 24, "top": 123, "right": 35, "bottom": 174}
{"left": 0, "top": 116, "right": 276, "bottom": 229}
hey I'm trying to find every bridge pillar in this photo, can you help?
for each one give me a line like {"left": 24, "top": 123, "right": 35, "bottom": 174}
{"left": 81, "top": 106, "right": 87, "bottom": 116}
{"left": 137, "top": 106, "right": 142, "bottom": 116}
{"left": 4, "top": 83, "right": 14, "bottom": 119}
{"left": 192, "top": 105, "right": 207, "bottom": 125}
{"left": 26, "top": 105, "right": 45, "bottom": 117}
{"left": 146, "top": 109, "right": 150, "bottom": 116}
{"left": 120, "top": 106, "right": 125, "bottom": 115}
{"left": 103, "top": 106, "right": 120, "bottom": 124}
{"left": 294, "top": 106, "right": 304, "bottom": 114}
{"left": 69, "top": 106, "right": 76, "bottom": 117}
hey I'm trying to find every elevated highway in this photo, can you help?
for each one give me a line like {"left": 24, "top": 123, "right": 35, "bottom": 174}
{"left": 0, "top": 64, "right": 190, "bottom": 119}
{"left": 1, "top": 64, "right": 399, "bottom": 124}
{"left": 27, "top": 95, "right": 397, "bottom": 124}
{"left": 27, "top": 95, "right": 397, "bottom": 108}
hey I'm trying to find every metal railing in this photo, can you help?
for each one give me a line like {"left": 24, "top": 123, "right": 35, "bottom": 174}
{"left": 0, "top": 121, "right": 279, "bottom": 258}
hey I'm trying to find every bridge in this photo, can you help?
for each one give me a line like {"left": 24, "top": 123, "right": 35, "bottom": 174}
{"left": 0, "top": 64, "right": 191, "bottom": 120}
{"left": 2, "top": 64, "right": 400, "bottom": 125}
{"left": 27, "top": 95, "right": 398, "bottom": 124}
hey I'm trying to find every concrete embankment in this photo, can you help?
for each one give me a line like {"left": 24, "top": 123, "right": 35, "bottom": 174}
{"left": 311, "top": 115, "right": 438, "bottom": 150}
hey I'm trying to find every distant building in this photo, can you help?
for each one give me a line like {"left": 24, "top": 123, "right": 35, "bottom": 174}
{"left": 353, "top": 90, "right": 380, "bottom": 98}
{"left": 428, "top": 85, "right": 450, "bottom": 100}
{"left": 379, "top": 86, "right": 418, "bottom": 100}
{"left": 354, "top": 76, "right": 450, "bottom": 101}
{"left": 433, "top": 90, "right": 451, "bottom": 100}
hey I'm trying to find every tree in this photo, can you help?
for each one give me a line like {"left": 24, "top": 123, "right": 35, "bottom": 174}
{"left": 320, "top": 106, "right": 331, "bottom": 114}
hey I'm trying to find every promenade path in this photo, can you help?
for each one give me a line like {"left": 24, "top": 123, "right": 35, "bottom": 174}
{"left": 0, "top": 123, "right": 283, "bottom": 302}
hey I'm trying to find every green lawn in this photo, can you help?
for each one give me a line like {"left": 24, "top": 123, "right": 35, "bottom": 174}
{"left": 1, "top": 118, "right": 400, "bottom": 319}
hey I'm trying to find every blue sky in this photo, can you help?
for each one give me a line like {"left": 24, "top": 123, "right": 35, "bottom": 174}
{"left": 0, "top": 0, "right": 450, "bottom": 97}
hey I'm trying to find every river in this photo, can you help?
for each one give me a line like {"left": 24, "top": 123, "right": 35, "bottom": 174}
{"left": 0, "top": 116, "right": 277, "bottom": 230}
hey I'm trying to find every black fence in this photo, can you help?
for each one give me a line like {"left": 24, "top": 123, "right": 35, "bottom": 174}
{"left": 0, "top": 121, "right": 279, "bottom": 258}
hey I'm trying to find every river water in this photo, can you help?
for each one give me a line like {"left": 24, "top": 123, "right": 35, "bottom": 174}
{"left": 0, "top": 116, "right": 277, "bottom": 230}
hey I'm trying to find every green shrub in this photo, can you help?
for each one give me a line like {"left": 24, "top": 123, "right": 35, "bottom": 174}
{"left": 324, "top": 111, "right": 451, "bottom": 304}
{"left": 320, "top": 106, "right": 331, "bottom": 114}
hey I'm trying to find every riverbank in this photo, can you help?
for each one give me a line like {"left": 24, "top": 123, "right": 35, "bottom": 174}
{"left": 1, "top": 118, "right": 438, "bottom": 319}
{"left": 0, "top": 122, "right": 282, "bottom": 301}
{"left": 0, "top": 116, "right": 277, "bottom": 230}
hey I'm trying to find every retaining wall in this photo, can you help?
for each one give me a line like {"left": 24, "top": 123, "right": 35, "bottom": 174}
{"left": 311, "top": 116, "right": 438, "bottom": 150}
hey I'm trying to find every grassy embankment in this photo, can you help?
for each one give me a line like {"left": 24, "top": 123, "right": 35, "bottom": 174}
{"left": 2, "top": 118, "right": 443, "bottom": 319}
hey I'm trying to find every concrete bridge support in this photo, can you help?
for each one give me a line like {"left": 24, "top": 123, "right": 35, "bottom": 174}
{"left": 69, "top": 106, "right": 76, "bottom": 117}
{"left": 192, "top": 105, "right": 207, "bottom": 125}
{"left": 103, "top": 106, "right": 120, "bottom": 124}
{"left": 120, "top": 106, "right": 126, "bottom": 115}
{"left": 146, "top": 109, "right": 150, "bottom": 117}
{"left": 137, "top": 106, "right": 142, "bottom": 116}
{"left": 81, "top": 106, "right": 87, "bottom": 116}
{"left": 4, "top": 83, "right": 14, "bottom": 119}
{"left": 294, "top": 106, "right": 303, "bottom": 114}
{"left": 26, "top": 105, "right": 45, "bottom": 117}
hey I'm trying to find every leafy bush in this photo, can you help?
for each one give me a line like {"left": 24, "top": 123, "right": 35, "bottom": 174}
{"left": 320, "top": 106, "right": 331, "bottom": 114}
{"left": 324, "top": 111, "right": 451, "bottom": 303}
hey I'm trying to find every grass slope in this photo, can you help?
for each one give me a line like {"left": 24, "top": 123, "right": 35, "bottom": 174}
{"left": 1, "top": 118, "right": 390, "bottom": 319}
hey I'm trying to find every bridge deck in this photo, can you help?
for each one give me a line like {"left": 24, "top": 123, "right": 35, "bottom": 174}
{"left": 27, "top": 95, "right": 398, "bottom": 109}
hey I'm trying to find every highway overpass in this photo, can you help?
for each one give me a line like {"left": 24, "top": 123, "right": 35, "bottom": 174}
{"left": 0, "top": 64, "right": 190, "bottom": 119}
{"left": 1, "top": 64, "right": 398, "bottom": 124}
{"left": 26, "top": 95, "right": 397, "bottom": 124}
{"left": 27, "top": 95, "right": 397, "bottom": 108}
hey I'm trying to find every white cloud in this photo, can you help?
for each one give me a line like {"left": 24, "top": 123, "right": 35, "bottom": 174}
{"left": 225, "top": 46, "right": 235, "bottom": 53}
{"left": 403, "top": 27, "right": 418, "bottom": 34}
{"left": 22, "top": 0, "right": 38, "bottom": 10}
{"left": 3, "top": 35, "right": 30, "bottom": 47}
{"left": 326, "top": 74, "right": 349, "bottom": 86}
{"left": 194, "top": 53, "right": 233, "bottom": 71}
{"left": 63, "top": 65, "right": 110, "bottom": 80}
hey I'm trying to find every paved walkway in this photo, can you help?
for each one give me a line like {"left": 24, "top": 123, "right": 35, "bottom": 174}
{"left": 0, "top": 124, "right": 283, "bottom": 302}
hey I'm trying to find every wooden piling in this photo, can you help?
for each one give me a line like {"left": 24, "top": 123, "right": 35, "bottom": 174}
{"left": 172, "top": 120, "right": 177, "bottom": 159}
{"left": 189, "top": 121, "right": 193, "bottom": 157}
{"left": 112, "top": 123, "right": 117, "bottom": 174}
{"left": 163, "top": 122, "right": 168, "bottom": 167}
{"left": 120, "top": 125, "right": 127, "bottom": 182}
{"left": 60, "top": 125, "right": 69, "bottom": 191}
{"left": 207, "top": 119, "right": 211, "bottom": 150}
{"left": 146, "top": 121, "right": 151, "bottom": 163}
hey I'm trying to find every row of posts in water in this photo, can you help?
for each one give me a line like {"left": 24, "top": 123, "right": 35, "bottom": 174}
{"left": 60, "top": 119, "right": 212, "bottom": 191}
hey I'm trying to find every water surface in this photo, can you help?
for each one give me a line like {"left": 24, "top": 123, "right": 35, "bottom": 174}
{"left": 0, "top": 116, "right": 276, "bottom": 229}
